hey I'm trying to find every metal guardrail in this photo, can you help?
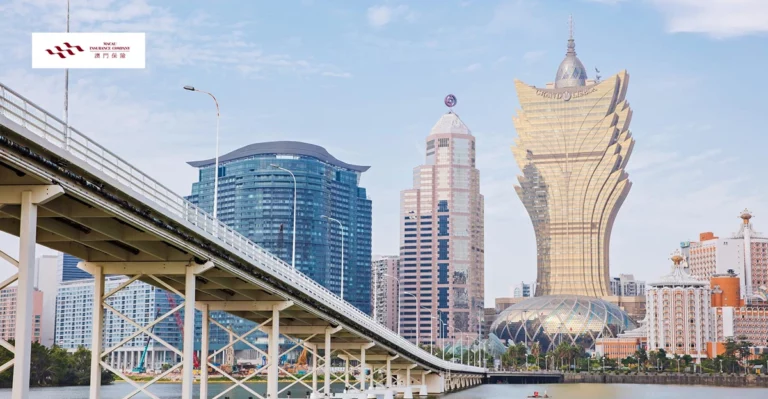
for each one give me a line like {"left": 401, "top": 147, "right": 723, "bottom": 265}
{"left": 0, "top": 83, "right": 483, "bottom": 374}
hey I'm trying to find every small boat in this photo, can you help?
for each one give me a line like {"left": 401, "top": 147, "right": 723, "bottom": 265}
{"left": 527, "top": 391, "right": 551, "bottom": 398}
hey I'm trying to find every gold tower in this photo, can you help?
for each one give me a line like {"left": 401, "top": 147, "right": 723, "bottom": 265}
{"left": 511, "top": 24, "right": 634, "bottom": 297}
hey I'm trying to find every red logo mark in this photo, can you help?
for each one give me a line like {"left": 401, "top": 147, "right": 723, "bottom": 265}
{"left": 45, "top": 42, "right": 85, "bottom": 59}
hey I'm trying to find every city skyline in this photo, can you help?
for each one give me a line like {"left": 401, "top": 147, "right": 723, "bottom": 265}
{"left": 0, "top": 1, "right": 766, "bottom": 304}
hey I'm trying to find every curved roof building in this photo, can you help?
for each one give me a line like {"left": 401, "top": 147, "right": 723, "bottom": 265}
{"left": 491, "top": 295, "right": 636, "bottom": 352}
{"left": 511, "top": 22, "right": 634, "bottom": 297}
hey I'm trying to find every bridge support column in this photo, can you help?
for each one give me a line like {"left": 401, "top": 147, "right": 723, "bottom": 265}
{"left": 88, "top": 265, "right": 105, "bottom": 399}
{"left": 344, "top": 356, "right": 350, "bottom": 388}
{"left": 180, "top": 265, "right": 197, "bottom": 399}
{"left": 324, "top": 326, "right": 341, "bottom": 397}
{"left": 199, "top": 303, "right": 210, "bottom": 399}
{"left": 0, "top": 186, "right": 62, "bottom": 399}
{"left": 359, "top": 343, "right": 374, "bottom": 390}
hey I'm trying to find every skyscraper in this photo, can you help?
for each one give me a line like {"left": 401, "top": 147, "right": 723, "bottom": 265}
{"left": 400, "top": 106, "right": 484, "bottom": 343}
{"left": 371, "top": 255, "right": 400, "bottom": 332}
{"left": 188, "top": 141, "right": 373, "bottom": 313}
{"left": 59, "top": 253, "right": 91, "bottom": 282}
{"left": 511, "top": 25, "right": 634, "bottom": 297}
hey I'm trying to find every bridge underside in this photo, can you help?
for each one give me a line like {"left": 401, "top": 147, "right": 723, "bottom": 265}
{"left": 0, "top": 100, "right": 484, "bottom": 398}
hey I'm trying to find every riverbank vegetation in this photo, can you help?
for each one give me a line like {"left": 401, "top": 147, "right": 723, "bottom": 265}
{"left": 0, "top": 342, "right": 114, "bottom": 387}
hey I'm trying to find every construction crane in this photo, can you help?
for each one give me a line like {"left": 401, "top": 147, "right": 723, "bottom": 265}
{"left": 165, "top": 292, "right": 200, "bottom": 368}
{"left": 132, "top": 307, "right": 160, "bottom": 373}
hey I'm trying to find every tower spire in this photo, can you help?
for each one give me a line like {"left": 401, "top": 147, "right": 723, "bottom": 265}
{"left": 566, "top": 14, "right": 576, "bottom": 55}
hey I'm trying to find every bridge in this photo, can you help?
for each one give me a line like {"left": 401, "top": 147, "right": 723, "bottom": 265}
{"left": 0, "top": 83, "right": 485, "bottom": 399}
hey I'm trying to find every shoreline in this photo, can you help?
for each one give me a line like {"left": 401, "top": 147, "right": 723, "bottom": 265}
{"left": 563, "top": 372, "right": 768, "bottom": 388}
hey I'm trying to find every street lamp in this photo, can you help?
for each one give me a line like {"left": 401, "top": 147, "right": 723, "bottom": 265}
{"left": 321, "top": 215, "right": 344, "bottom": 300}
{"left": 719, "top": 359, "right": 723, "bottom": 374}
{"left": 272, "top": 165, "right": 297, "bottom": 268}
{"left": 184, "top": 85, "right": 220, "bottom": 218}
{"left": 383, "top": 273, "right": 401, "bottom": 334}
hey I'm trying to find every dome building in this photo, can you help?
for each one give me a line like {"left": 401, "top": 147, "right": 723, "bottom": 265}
{"left": 490, "top": 295, "right": 636, "bottom": 352}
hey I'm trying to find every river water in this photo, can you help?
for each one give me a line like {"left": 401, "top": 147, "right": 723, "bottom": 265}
{"left": 0, "top": 383, "right": 765, "bottom": 398}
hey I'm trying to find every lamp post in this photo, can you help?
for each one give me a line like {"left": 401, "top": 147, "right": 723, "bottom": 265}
{"left": 719, "top": 359, "right": 723, "bottom": 374}
{"left": 677, "top": 358, "right": 681, "bottom": 373}
{"left": 64, "top": 0, "right": 71, "bottom": 150}
{"left": 184, "top": 86, "right": 221, "bottom": 218}
{"left": 272, "top": 165, "right": 297, "bottom": 268}
{"left": 321, "top": 215, "right": 344, "bottom": 300}
{"left": 383, "top": 273, "right": 401, "bottom": 334}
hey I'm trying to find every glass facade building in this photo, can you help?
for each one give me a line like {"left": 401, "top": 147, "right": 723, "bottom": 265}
{"left": 511, "top": 30, "right": 634, "bottom": 297}
{"left": 490, "top": 295, "right": 636, "bottom": 352}
{"left": 60, "top": 253, "right": 91, "bottom": 281}
{"left": 187, "top": 141, "right": 373, "bottom": 313}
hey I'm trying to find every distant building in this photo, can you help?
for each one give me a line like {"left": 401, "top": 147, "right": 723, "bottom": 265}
{"left": 399, "top": 109, "right": 485, "bottom": 343}
{"left": 609, "top": 274, "right": 645, "bottom": 297}
{"left": 482, "top": 308, "right": 496, "bottom": 339}
{"left": 371, "top": 255, "right": 400, "bottom": 332}
{"left": 59, "top": 253, "right": 91, "bottom": 282}
{"left": 187, "top": 141, "right": 372, "bottom": 313}
{"left": 512, "top": 282, "right": 534, "bottom": 298}
{"left": 646, "top": 249, "right": 711, "bottom": 361}
{"left": 708, "top": 272, "right": 768, "bottom": 356}
{"left": 0, "top": 287, "right": 43, "bottom": 344}
{"left": 35, "top": 254, "right": 59, "bottom": 347}
{"left": 687, "top": 209, "right": 768, "bottom": 302}
{"left": 494, "top": 297, "right": 528, "bottom": 314}
{"left": 595, "top": 322, "right": 647, "bottom": 360}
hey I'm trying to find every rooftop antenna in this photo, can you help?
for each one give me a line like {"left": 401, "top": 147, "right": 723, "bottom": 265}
{"left": 569, "top": 14, "right": 574, "bottom": 41}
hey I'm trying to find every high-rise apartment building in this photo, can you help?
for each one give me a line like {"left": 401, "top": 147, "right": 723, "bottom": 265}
{"left": 646, "top": 249, "right": 711, "bottom": 361}
{"left": 708, "top": 272, "right": 768, "bottom": 356}
{"left": 610, "top": 274, "right": 645, "bottom": 297}
{"left": 371, "top": 255, "right": 400, "bottom": 332}
{"left": 511, "top": 27, "right": 634, "bottom": 297}
{"left": 187, "top": 141, "right": 373, "bottom": 313}
{"left": 0, "top": 287, "right": 43, "bottom": 344}
{"left": 400, "top": 108, "right": 485, "bottom": 343}
{"left": 687, "top": 209, "right": 768, "bottom": 302}
{"left": 35, "top": 254, "right": 59, "bottom": 347}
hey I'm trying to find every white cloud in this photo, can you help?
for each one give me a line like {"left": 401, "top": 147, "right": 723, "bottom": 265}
{"left": 649, "top": 0, "right": 768, "bottom": 38}
{"left": 321, "top": 71, "right": 352, "bottom": 78}
{"left": 522, "top": 50, "right": 546, "bottom": 63}
{"left": 367, "top": 5, "right": 414, "bottom": 28}
{"left": 465, "top": 63, "right": 482, "bottom": 72}
{"left": 486, "top": 0, "right": 544, "bottom": 34}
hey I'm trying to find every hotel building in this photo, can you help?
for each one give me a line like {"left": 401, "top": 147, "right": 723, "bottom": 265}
{"left": 646, "top": 249, "right": 711, "bottom": 361}
{"left": 511, "top": 26, "right": 634, "bottom": 297}
{"left": 400, "top": 109, "right": 485, "bottom": 343}
{"left": 687, "top": 209, "right": 768, "bottom": 302}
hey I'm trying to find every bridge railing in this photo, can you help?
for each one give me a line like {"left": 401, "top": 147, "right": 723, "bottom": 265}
{"left": 0, "top": 82, "right": 483, "bottom": 374}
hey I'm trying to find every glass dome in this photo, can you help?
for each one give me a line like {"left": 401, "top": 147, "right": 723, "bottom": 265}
{"left": 490, "top": 295, "right": 636, "bottom": 352}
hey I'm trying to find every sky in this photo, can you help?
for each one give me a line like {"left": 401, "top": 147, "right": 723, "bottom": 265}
{"left": 0, "top": 0, "right": 767, "bottom": 305}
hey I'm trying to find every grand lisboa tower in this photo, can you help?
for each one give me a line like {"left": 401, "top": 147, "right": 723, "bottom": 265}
{"left": 492, "top": 20, "right": 636, "bottom": 352}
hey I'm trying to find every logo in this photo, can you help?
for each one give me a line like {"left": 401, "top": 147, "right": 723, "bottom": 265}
{"left": 45, "top": 42, "right": 84, "bottom": 59}
{"left": 562, "top": 91, "right": 572, "bottom": 101}
{"left": 444, "top": 94, "right": 457, "bottom": 108}
{"left": 32, "top": 33, "right": 145, "bottom": 69}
